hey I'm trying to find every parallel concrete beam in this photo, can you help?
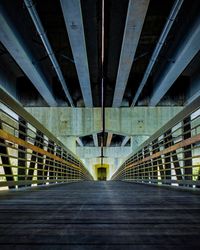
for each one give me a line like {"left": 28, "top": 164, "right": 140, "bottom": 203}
{"left": 0, "top": 5, "right": 57, "bottom": 106}
{"left": 149, "top": 14, "right": 200, "bottom": 106}
{"left": 185, "top": 71, "right": 200, "bottom": 106}
{"left": 0, "top": 68, "right": 18, "bottom": 101}
{"left": 93, "top": 134, "right": 98, "bottom": 147}
{"left": 112, "top": 0, "right": 149, "bottom": 107}
{"left": 121, "top": 136, "right": 130, "bottom": 147}
{"left": 76, "top": 137, "right": 83, "bottom": 147}
{"left": 131, "top": 0, "right": 183, "bottom": 106}
{"left": 24, "top": 0, "right": 74, "bottom": 106}
{"left": 106, "top": 133, "right": 113, "bottom": 147}
{"left": 60, "top": 0, "right": 93, "bottom": 107}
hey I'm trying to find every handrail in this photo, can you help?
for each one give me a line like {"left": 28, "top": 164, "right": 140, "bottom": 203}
{"left": 111, "top": 96, "right": 200, "bottom": 189}
{"left": 0, "top": 88, "right": 93, "bottom": 190}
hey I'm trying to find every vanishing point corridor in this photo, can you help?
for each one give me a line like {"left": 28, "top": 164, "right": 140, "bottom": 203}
{"left": 1, "top": 0, "right": 200, "bottom": 249}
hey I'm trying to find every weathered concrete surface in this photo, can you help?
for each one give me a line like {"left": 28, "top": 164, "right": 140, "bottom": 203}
{"left": 25, "top": 107, "right": 101, "bottom": 137}
{"left": 77, "top": 146, "right": 132, "bottom": 158}
{"left": 25, "top": 107, "right": 183, "bottom": 137}
{"left": 57, "top": 136, "right": 77, "bottom": 154}
{"left": 131, "top": 135, "right": 150, "bottom": 151}
{"left": 105, "top": 107, "right": 183, "bottom": 135}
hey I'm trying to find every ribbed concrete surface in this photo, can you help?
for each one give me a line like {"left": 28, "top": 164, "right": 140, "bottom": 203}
{"left": 0, "top": 181, "right": 200, "bottom": 250}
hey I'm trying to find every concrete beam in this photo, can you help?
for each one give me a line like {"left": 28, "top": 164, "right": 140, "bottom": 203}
{"left": 149, "top": 15, "right": 200, "bottom": 106}
{"left": 131, "top": 0, "right": 183, "bottom": 107}
{"left": 106, "top": 133, "right": 113, "bottom": 147}
{"left": 121, "top": 136, "right": 130, "bottom": 146}
{"left": 93, "top": 134, "right": 98, "bottom": 147}
{"left": 60, "top": 0, "right": 93, "bottom": 107}
{"left": 185, "top": 71, "right": 200, "bottom": 106}
{"left": 24, "top": 0, "right": 74, "bottom": 106}
{"left": 76, "top": 137, "right": 83, "bottom": 147}
{"left": 77, "top": 146, "right": 132, "bottom": 159}
{"left": 0, "top": 68, "right": 18, "bottom": 101}
{"left": 0, "top": 5, "right": 57, "bottom": 106}
{"left": 105, "top": 107, "right": 183, "bottom": 136}
{"left": 26, "top": 107, "right": 183, "bottom": 137}
{"left": 112, "top": 0, "right": 149, "bottom": 107}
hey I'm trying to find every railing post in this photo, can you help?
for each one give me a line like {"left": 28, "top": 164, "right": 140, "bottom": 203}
{"left": 0, "top": 121, "right": 15, "bottom": 189}
{"left": 18, "top": 117, "right": 27, "bottom": 187}
{"left": 164, "top": 132, "right": 171, "bottom": 183}
{"left": 27, "top": 130, "right": 43, "bottom": 186}
{"left": 37, "top": 132, "right": 44, "bottom": 185}
{"left": 183, "top": 116, "right": 192, "bottom": 186}
{"left": 152, "top": 139, "right": 159, "bottom": 183}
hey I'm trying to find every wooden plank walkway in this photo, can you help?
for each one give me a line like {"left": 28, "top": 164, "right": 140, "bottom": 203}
{"left": 0, "top": 181, "right": 200, "bottom": 250}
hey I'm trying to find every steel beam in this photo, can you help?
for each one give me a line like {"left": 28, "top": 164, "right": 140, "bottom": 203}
{"left": 60, "top": 0, "right": 93, "bottom": 107}
{"left": 112, "top": 0, "right": 149, "bottom": 107}
{"left": 149, "top": 15, "right": 200, "bottom": 106}
{"left": 131, "top": 0, "right": 183, "bottom": 106}
{"left": 0, "top": 5, "right": 57, "bottom": 106}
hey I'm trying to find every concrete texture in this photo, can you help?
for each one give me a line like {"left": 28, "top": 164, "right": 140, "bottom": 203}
{"left": 25, "top": 107, "right": 183, "bottom": 137}
{"left": 77, "top": 146, "right": 132, "bottom": 158}
{"left": 0, "top": 181, "right": 200, "bottom": 249}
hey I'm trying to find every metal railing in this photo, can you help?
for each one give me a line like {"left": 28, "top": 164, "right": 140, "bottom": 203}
{"left": 0, "top": 89, "right": 93, "bottom": 190}
{"left": 111, "top": 97, "right": 200, "bottom": 189}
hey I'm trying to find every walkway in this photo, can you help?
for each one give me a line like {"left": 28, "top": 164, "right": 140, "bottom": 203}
{"left": 0, "top": 181, "right": 200, "bottom": 249}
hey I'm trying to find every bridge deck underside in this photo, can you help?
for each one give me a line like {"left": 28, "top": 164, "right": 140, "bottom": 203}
{"left": 0, "top": 181, "right": 200, "bottom": 249}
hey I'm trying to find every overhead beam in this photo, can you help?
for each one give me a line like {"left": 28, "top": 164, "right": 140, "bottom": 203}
{"left": 106, "top": 133, "right": 113, "bottom": 147}
{"left": 131, "top": 0, "right": 184, "bottom": 106}
{"left": 60, "top": 0, "right": 93, "bottom": 107}
{"left": 76, "top": 137, "right": 83, "bottom": 147}
{"left": 112, "top": 0, "right": 149, "bottom": 107}
{"left": 93, "top": 134, "right": 98, "bottom": 147}
{"left": 0, "top": 5, "right": 57, "bottom": 106}
{"left": 0, "top": 67, "right": 18, "bottom": 101}
{"left": 24, "top": 0, "right": 74, "bottom": 107}
{"left": 149, "top": 15, "right": 200, "bottom": 106}
{"left": 121, "top": 136, "right": 130, "bottom": 147}
{"left": 76, "top": 137, "right": 84, "bottom": 147}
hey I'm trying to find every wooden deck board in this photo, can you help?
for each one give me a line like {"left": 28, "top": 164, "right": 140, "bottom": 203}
{"left": 0, "top": 181, "right": 200, "bottom": 249}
